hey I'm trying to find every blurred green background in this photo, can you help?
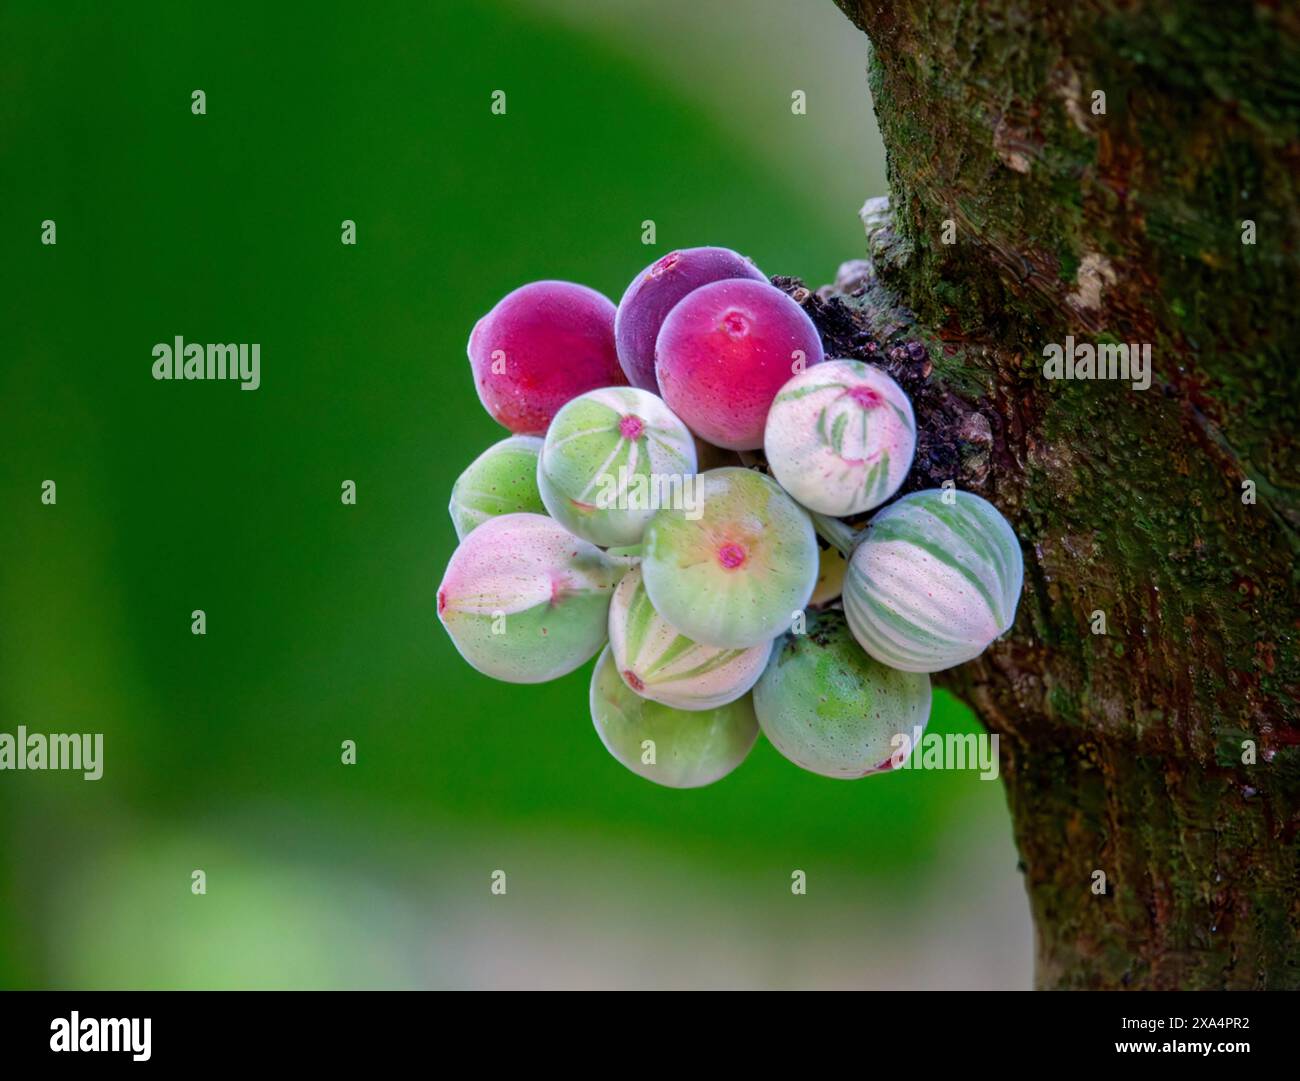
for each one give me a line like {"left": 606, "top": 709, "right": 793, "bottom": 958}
{"left": 0, "top": 0, "right": 1030, "bottom": 988}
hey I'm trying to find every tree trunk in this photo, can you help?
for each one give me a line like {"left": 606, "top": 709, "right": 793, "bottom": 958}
{"left": 821, "top": 0, "right": 1300, "bottom": 989}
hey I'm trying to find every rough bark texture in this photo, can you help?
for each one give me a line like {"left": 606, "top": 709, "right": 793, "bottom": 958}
{"left": 820, "top": 0, "right": 1300, "bottom": 989}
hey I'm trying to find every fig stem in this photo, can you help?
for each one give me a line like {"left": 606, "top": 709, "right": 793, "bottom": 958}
{"left": 810, "top": 512, "right": 865, "bottom": 557}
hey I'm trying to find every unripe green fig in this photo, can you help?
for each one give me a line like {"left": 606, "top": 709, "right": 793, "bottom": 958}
{"left": 538, "top": 386, "right": 697, "bottom": 547}
{"left": 437, "top": 513, "right": 620, "bottom": 683}
{"left": 753, "top": 609, "right": 931, "bottom": 779}
{"left": 608, "top": 566, "right": 771, "bottom": 710}
{"left": 448, "top": 435, "right": 545, "bottom": 539}
{"left": 641, "top": 467, "right": 818, "bottom": 649}
{"left": 843, "top": 489, "right": 1023, "bottom": 673}
{"left": 589, "top": 644, "right": 758, "bottom": 788}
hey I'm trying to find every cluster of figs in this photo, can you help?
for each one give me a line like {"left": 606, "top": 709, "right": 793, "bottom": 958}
{"left": 437, "top": 246, "right": 1024, "bottom": 787}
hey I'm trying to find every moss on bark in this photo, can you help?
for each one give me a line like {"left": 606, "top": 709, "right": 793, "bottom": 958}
{"left": 829, "top": 0, "right": 1300, "bottom": 989}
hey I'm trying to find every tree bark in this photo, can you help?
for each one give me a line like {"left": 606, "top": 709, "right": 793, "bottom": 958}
{"left": 819, "top": 0, "right": 1300, "bottom": 989}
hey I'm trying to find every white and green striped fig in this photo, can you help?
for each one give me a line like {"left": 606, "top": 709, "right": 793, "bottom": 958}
{"left": 448, "top": 435, "right": 545, "bottom": 540}
{"left": 753, "top": 609, "right": 931, "bottom": 779}
{"left": 538, "top": 386, "right": 698, "bottom": 547}
{"left": 642, "top": 467, "right": 818, "bottom": 649}
{"left": 608, "top": 566, "right": 771, "bottom": 710}
{"left": 764, "top": 359, "right": 916, "bottom": 516}
{"left": 437, "top": 513, "right": 620, "bottom": 683}
{"left": 589, "top": 644, "right": 759, "bottom": 788}
{"left": 844, "top": 489, "right": 1023, "bottom": 673}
